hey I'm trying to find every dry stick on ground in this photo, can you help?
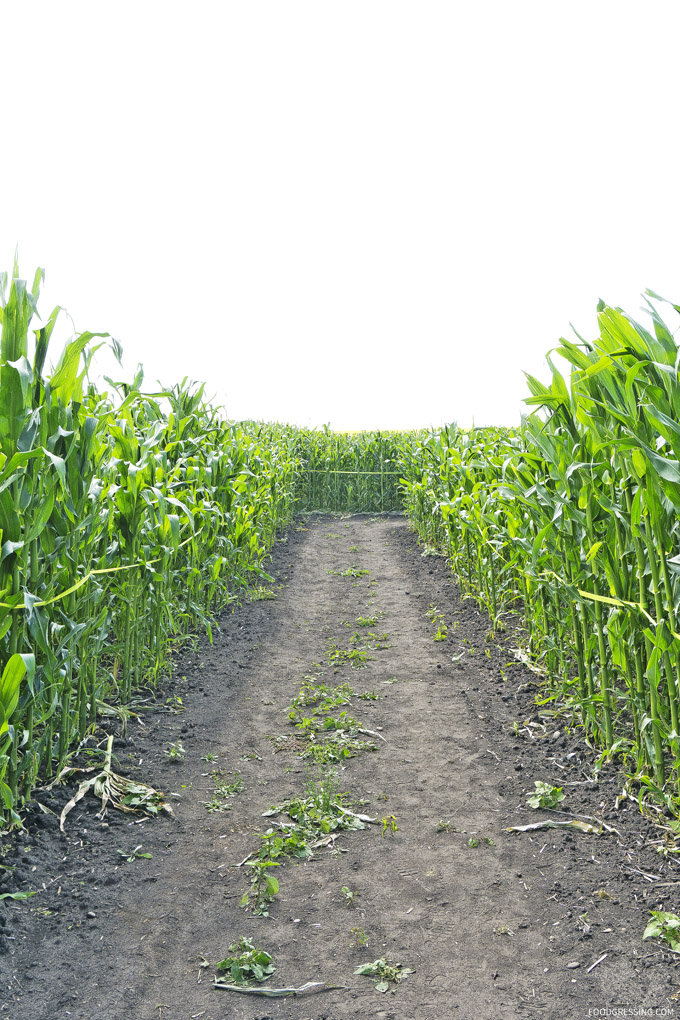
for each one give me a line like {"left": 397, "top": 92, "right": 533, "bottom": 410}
{"left": 586, "top": 954, "right": 608, "bottom": 974}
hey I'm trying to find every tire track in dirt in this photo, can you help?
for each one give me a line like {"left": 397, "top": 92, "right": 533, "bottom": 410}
{"left": 2, "top": 515, "right": 673, "bottom": 1019}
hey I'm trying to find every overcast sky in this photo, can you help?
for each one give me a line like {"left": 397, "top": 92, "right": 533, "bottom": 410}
{"left": 3, "top": 2, "right": 680, "bottom": 430}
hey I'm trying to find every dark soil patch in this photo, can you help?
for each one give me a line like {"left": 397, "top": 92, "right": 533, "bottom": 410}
{"left": 1, "top": 516, "right": 678, "bottom": 1019}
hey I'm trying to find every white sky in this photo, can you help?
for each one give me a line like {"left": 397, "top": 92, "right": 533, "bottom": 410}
{"left": 3, "top": 1, "right": 680, "bottom": 430}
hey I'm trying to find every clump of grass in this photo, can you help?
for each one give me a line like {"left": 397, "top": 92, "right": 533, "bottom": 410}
{"left": 204, "top": 770, "right": 244, "bottom": 812}
{"left": 246, "top": 586, "right": 278, "bottom": 602}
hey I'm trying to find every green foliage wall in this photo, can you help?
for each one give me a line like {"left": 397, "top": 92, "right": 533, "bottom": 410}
{"left": 0, "top": 264, "right": 300, "bottom": 821}
{"left": 400, "top": 293, "right": 680, "bottom": 805}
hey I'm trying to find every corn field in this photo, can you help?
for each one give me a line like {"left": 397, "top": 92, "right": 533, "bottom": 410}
{"left": 4, "top": 260, "right": 680, "bottom": 822}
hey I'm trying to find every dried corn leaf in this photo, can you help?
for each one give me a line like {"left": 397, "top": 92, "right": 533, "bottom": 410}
{"left": 213, "top": 980, "right": 344, "bottom": 997}
{"left": 508, "top": 817, "right": 619, "bottom": 836}
{"left": 59, "top": 735, "right": 172, "bottom": 831}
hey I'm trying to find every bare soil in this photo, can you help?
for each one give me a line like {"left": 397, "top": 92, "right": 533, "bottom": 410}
{"left": 1, "top": 516, "right": 678, "bottom": 1020}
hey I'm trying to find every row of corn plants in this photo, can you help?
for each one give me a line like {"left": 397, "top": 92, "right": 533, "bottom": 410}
{"left": 295, "top": 426, "right": 407, "bottom": 513}
{"left": 0, "top": 263, "right": 301, "bottom": 824}
{"left": 399, "top": 293, "right": 680, "bottom": 807}
{"left": 12, "top": 258, "right": 680, "bottom": 820}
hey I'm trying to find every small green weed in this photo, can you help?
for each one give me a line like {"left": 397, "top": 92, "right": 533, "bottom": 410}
{"left": 165, "top": 742, "right": 185, "bottom": 763}
{"left": 421, "top": 544, "right": 444, "bottom": 558}
{"left": 212, "top": 770, "right": 244, "bottom": 797}
{"left": 355, "top": 957, "right": 413, "bottom": 993}
{"left": 215, "top": 936, "right": 275, "bottom": 984}
{"left": 527, "top": 782, "right": 565, "bottom": 810}
{"left": 240, "top": 860, "right": 281, "bottom": 915}
{"left": 382, "top": 815, "right": 398, "bottom": 837}
{"left": 341, "top": 885, "right": 359, "bottom": 907}
{"left": 644, "top": 911, "right": 680, "bottom": 952}
{"left": 292, "top": 705, "right": 377, "bottom": 763}
{"left": 117, "top": 844, "right": 152, "bottom": 863}
{"left": 258, "top": 826, "right": 312, "bottom": 862}
{"left": 427, "top": 604, "right": 448, "bottom": 641}
{"left": 120, "top": 785, "right": 166, "bottom": 815}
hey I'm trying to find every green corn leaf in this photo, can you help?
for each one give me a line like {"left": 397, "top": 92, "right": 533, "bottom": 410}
{"left": 0, "top": 654, "right": 32, "bottom": 734}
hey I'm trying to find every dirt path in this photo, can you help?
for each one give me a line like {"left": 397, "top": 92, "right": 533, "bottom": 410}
{"left": 1, "top": 516, "right": 676, "bottom": 1019}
